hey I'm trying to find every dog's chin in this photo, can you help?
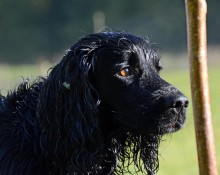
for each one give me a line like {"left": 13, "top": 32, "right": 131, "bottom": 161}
{"left": 159, "top": 121, "right": 184, "bottom": 134}
{"left": 136, "top": 122, "right": 184, "bottom": 136}
{"left": 158, "top": 109, "right": 187, "bottom": 135}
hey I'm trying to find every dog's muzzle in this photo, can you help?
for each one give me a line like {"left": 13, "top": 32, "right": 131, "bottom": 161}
{"left": 154, "top": 86, "right": 189, "bottom": 134}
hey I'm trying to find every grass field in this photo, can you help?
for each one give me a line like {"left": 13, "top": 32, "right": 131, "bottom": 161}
{"left": 0, "top": 62, "right": 219, "bottom": 174}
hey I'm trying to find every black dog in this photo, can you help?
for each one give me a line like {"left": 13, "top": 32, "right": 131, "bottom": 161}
{"left": 0, "top": 32, "right": 188, "bottom": 175}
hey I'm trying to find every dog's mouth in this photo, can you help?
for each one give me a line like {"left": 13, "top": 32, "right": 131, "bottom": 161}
{"left": 158, "top": 108, "right": 187, "bottom": 134}
{"left": 110, "top": 103, "right": 187, "bottom": 135}
{"left": 159, "top": 121, "right": 184, "bottom": 133}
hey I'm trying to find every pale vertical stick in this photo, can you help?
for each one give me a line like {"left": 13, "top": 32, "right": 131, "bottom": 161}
{"left": 185, "top": 0, "right": 218, "bottom": 174}
{"left": 93, "top": 11, "right": 105, "bottom": 33}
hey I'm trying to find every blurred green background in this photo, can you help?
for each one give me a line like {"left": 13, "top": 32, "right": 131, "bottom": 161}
{"left": 0, "top": 0, "right": 219, "bottom": 174}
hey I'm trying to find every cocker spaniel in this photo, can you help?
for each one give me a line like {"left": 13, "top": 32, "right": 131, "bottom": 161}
{"left": 0, "top": 32, "right": 188, "bottom": 175}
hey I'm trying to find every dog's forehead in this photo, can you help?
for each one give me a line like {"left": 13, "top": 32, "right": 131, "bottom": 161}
{"left": 95, "top": 44, "right": 160, "bottom": 70}
{"left": 101, "top": 34, "right": 160, "bottom": 64}
{"left": 75, "top": 32, "right": 161, "bottom": 68}
{"left": 110, "top": 44, "right": 160, "bottom": 66}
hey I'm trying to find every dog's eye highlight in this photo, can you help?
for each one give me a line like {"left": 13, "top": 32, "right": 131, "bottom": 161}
{"left": 118, "top": 67, "right": 132, "bottom": 77}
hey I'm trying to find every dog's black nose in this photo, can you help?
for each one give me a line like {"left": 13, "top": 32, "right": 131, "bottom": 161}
{"left": 173, "top": 96, "right": 189, "bottom": 108}
{"left": 165, "top": 95, "right": 189, "bottom": 109}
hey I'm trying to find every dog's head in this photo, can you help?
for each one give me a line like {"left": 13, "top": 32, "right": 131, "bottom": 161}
{"left": 38, "top": 31, "right": 188, "bottom": 174}
{"left": 87, "top": 32, "right": 188, "bottom": 135}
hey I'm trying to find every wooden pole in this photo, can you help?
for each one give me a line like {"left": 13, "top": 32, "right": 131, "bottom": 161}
{"left": 185, "top": 0, "right": 218, "bottom": 174}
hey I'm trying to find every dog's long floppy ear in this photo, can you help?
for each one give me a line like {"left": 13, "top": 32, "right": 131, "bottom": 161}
{"left": 37, "top": 42, "right": 103, "bottom": 172}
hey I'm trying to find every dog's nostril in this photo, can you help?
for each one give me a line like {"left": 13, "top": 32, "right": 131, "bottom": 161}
{"left": 184, "top": 100, "right": 189, "bottom": 108}
{"left": 164, "top": 95, "right": 189, "bottom": 109}
{"left": 173, "top": 97, "right": 189, "bottom": 108}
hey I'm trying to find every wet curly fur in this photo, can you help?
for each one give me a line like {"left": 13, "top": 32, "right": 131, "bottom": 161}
{"left": 0, "top": 32, "right": 188, "bottom": 175}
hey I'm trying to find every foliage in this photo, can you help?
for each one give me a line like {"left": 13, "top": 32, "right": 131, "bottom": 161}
{"left": 1, "top": 1, "right": 219, "bottom": 63}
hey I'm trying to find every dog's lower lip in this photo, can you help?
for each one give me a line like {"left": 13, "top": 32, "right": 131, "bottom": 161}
{"left": 162, "top": 122, "right": 183, "bottom": 133}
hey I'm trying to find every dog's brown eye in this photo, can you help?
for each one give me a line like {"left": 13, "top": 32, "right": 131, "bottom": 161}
{"left": 118, "top": 67, "right": 131, "bottom": 77}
